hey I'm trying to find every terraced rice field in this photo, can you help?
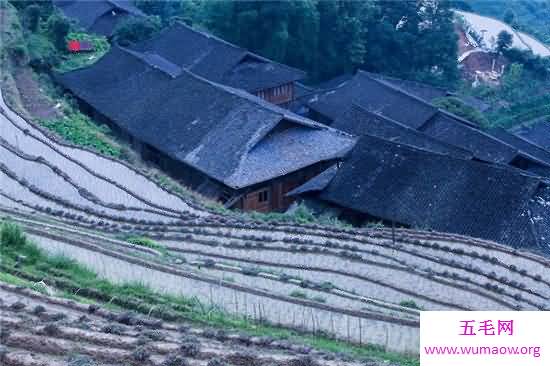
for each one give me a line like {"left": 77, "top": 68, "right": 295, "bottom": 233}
{"left": 1, "top": 89, "right": 549, "bottom": 355}
{"left": 0, "top": 282, "right": 363, "bottom": 366}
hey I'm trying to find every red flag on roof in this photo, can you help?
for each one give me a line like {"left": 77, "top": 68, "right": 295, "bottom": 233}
{"left": 67, "top": 40, "right": 80, "bottom": 52}
{"left": 67, "top": 40, "right": 94, "bottom": 53}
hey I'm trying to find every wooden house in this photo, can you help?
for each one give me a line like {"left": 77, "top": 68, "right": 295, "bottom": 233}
{"left": 129, "top": 23, "right": 306, "bottom": 106}
{"left": 56, "top": 46, "right": 356, "bottom": 212}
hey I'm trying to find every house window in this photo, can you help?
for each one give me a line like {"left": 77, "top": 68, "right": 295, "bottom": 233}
{"left": 258, "top": 189, "right": 269, "bottom": 203}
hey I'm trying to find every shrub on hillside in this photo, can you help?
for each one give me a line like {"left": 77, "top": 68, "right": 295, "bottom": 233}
{"left": 23, "top": 4, "right": 41, "bottom": 32}
{"left": 0, "top": 222, "right": 27, "bottom": 248}
{"left": 112, "top": 16, "right": 161, "bottom": 46}
{"left": 39, "top": 113, "right": 123, "bottom": 158}
{"left": 433, "top": 96, "right": 490, "bottom": 128}
{"left": 46, "top": 12, "right": 71, "bottom": 51}
{"left": 26, "top": 33, "right": 58, "bottom": 70}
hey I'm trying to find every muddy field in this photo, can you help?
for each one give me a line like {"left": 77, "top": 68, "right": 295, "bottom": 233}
{"left": 0, "top": 282, "right": 373, "bottom": 366}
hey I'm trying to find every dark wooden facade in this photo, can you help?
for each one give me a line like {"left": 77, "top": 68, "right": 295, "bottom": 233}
{"left": 233, "top": 161, "right": 331, "bottom": 212}
{"left": 254, "top": 82, "right": 294, "bottom": 106}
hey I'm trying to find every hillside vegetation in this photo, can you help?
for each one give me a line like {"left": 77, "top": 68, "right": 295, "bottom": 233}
{"left": 456, "top": 0, "right": 550, "bottom": 44}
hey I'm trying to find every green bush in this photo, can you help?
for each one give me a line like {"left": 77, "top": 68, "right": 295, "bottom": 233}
{"left": 56, "top": 32, "right": 110, "bottom": 72}
{"left": 112, "top": 15, "right": 161, "bottom": 46}
{"left": 126, "top": 236, "right": 163, "bottom": 251}
{"left": 27, "top": 33, "right": 58, "bottom": 69}
{"left": 0, "top": 222, "right": 27, "bottom": 248}
{"left": 46, "top": 11, "right": 71, "bottom": 51}
{"left": 433, "top": 96, "right": 489, "bottom": 128}
{"left": 399, "top": 300, "right": 422, "bottom": 310}
{"left": 23, "top": 4, "right": 41, "bottom": 32}
{"left": 312, "top": 295, "right": 326, "bottom": 303}
{"left": 39, "top": 113, "right": 123, "bottom": 158}
{"left": 289, "top": 290, "right": 307, "bottom": 299}
{"left": 6, "top": 42, "right": 28, "bottom": 65}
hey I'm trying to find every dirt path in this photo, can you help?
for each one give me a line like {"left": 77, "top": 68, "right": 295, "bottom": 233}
{"left": 12, "top": 67, "right": 59, "bottom": 120}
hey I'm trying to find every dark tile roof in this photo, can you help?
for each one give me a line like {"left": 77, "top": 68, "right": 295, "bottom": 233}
{"left": 57, "top": 46, "right": 355, "bottom": 189}
{"left": 419, "top": 112, "right": 519, "bottom": 164}
{"left": 306, "top": 70, "right": 528, "bottom": 166}
{"left": 307, "top": 71, "right": 439, "bottom": 126}
{"left": 363, "top": 72, "right": 450, "bottom": 102}
{"left": 313, "top": 73, "right": 354, "bottom": 91}
{"left": 489, "top": 128, "right": 550, "bottom": 166}
{"left": 294, "top": 82, "right": 316, "bottom": 99}
{"left": 53, "top": 0, "right": 144, "bottom": 36}
{"left": 294, "top": 135, "right": 543, "bottom": 249}
{"left": 286, "top": 164, "right": 338, "bottom": 196}
{"left": 511, "top": 117, "right": 550, "bottom": 151}
{"left": 129, "top": 23, "right": 306, "bottom": 92}
{"left": 332, "top": 104, "right": 473, "bottom": 160}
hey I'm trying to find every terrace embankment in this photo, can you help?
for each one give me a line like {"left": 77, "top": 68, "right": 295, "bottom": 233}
{"left": 1, "top": 87, "right": 549, "bottom": 358}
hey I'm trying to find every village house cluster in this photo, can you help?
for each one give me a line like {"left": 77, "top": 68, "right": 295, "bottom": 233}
{"left": 56, "top": 0, "right": 550, "bottom": 253}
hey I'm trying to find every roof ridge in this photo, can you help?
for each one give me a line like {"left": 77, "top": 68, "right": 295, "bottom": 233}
{"left": 347, "top": 107, "right": 470, "bottom": 158}
{"left": 122, "top": 47, "right": 182, "bottom": 78}
{"left": 355, "top": 70, "right": 481, "bottom": 130}
{"left": 171, "top": 22, "right": 305, "bottom": 77}
{"left": 356, "top": 70, "right": 439, "bottom": 111}
{"left": 349, "top": 103, "right": 472, "bottom": 157}
{"left": 173, "top": 22, "right": 248, "bottom": 53}
{"left": 113, "top": 46, "right": 316, "bottom": 129}
{"left": 364, "top": 71, "right": 449, "bottom": 94}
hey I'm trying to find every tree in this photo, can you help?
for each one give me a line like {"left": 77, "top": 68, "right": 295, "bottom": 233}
{"left": 501, "top": 63, "right": 524, "bottom": 100}
{"left": 23, "top": 4, "right": 41, "bottom": 32}
{"left": 202, "top": 1, "right": 321, "bottom": 78}
{"left": 363, "top": 0, "right": 458, "bottom": 86}
{"left": 497, "top": 30, "right": 513, "bottom": 53}
{"left": 315, "top": 1, "right": 371, "bottom": 79}
{"left": 112, "top": 16, "right": 161, "bottom": 46}
{"left": 199, "top": 0, "right": 458, "bottom": 85}
{"left": 46, "top": 12, "right": 71, "bottom": 51}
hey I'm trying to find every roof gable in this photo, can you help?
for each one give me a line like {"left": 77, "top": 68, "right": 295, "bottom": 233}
{"left": 332, "top": 104, "right": 473, "bottom": 160}
{"left": 419, "top": 112, "right": 519, "bottom": 164}
{"left": 490, "top": 128, "right": 550, "bottom": 166}
{"left": 308, "top": 71, "right": 439, "bottom": 127}
{"left": 511, "top": 117, "right": 550, "bottom": 151}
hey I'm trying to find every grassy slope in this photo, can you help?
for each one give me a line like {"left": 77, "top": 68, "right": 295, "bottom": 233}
{"left": 0, "top": 221, "right": 420, "bottom": 365}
